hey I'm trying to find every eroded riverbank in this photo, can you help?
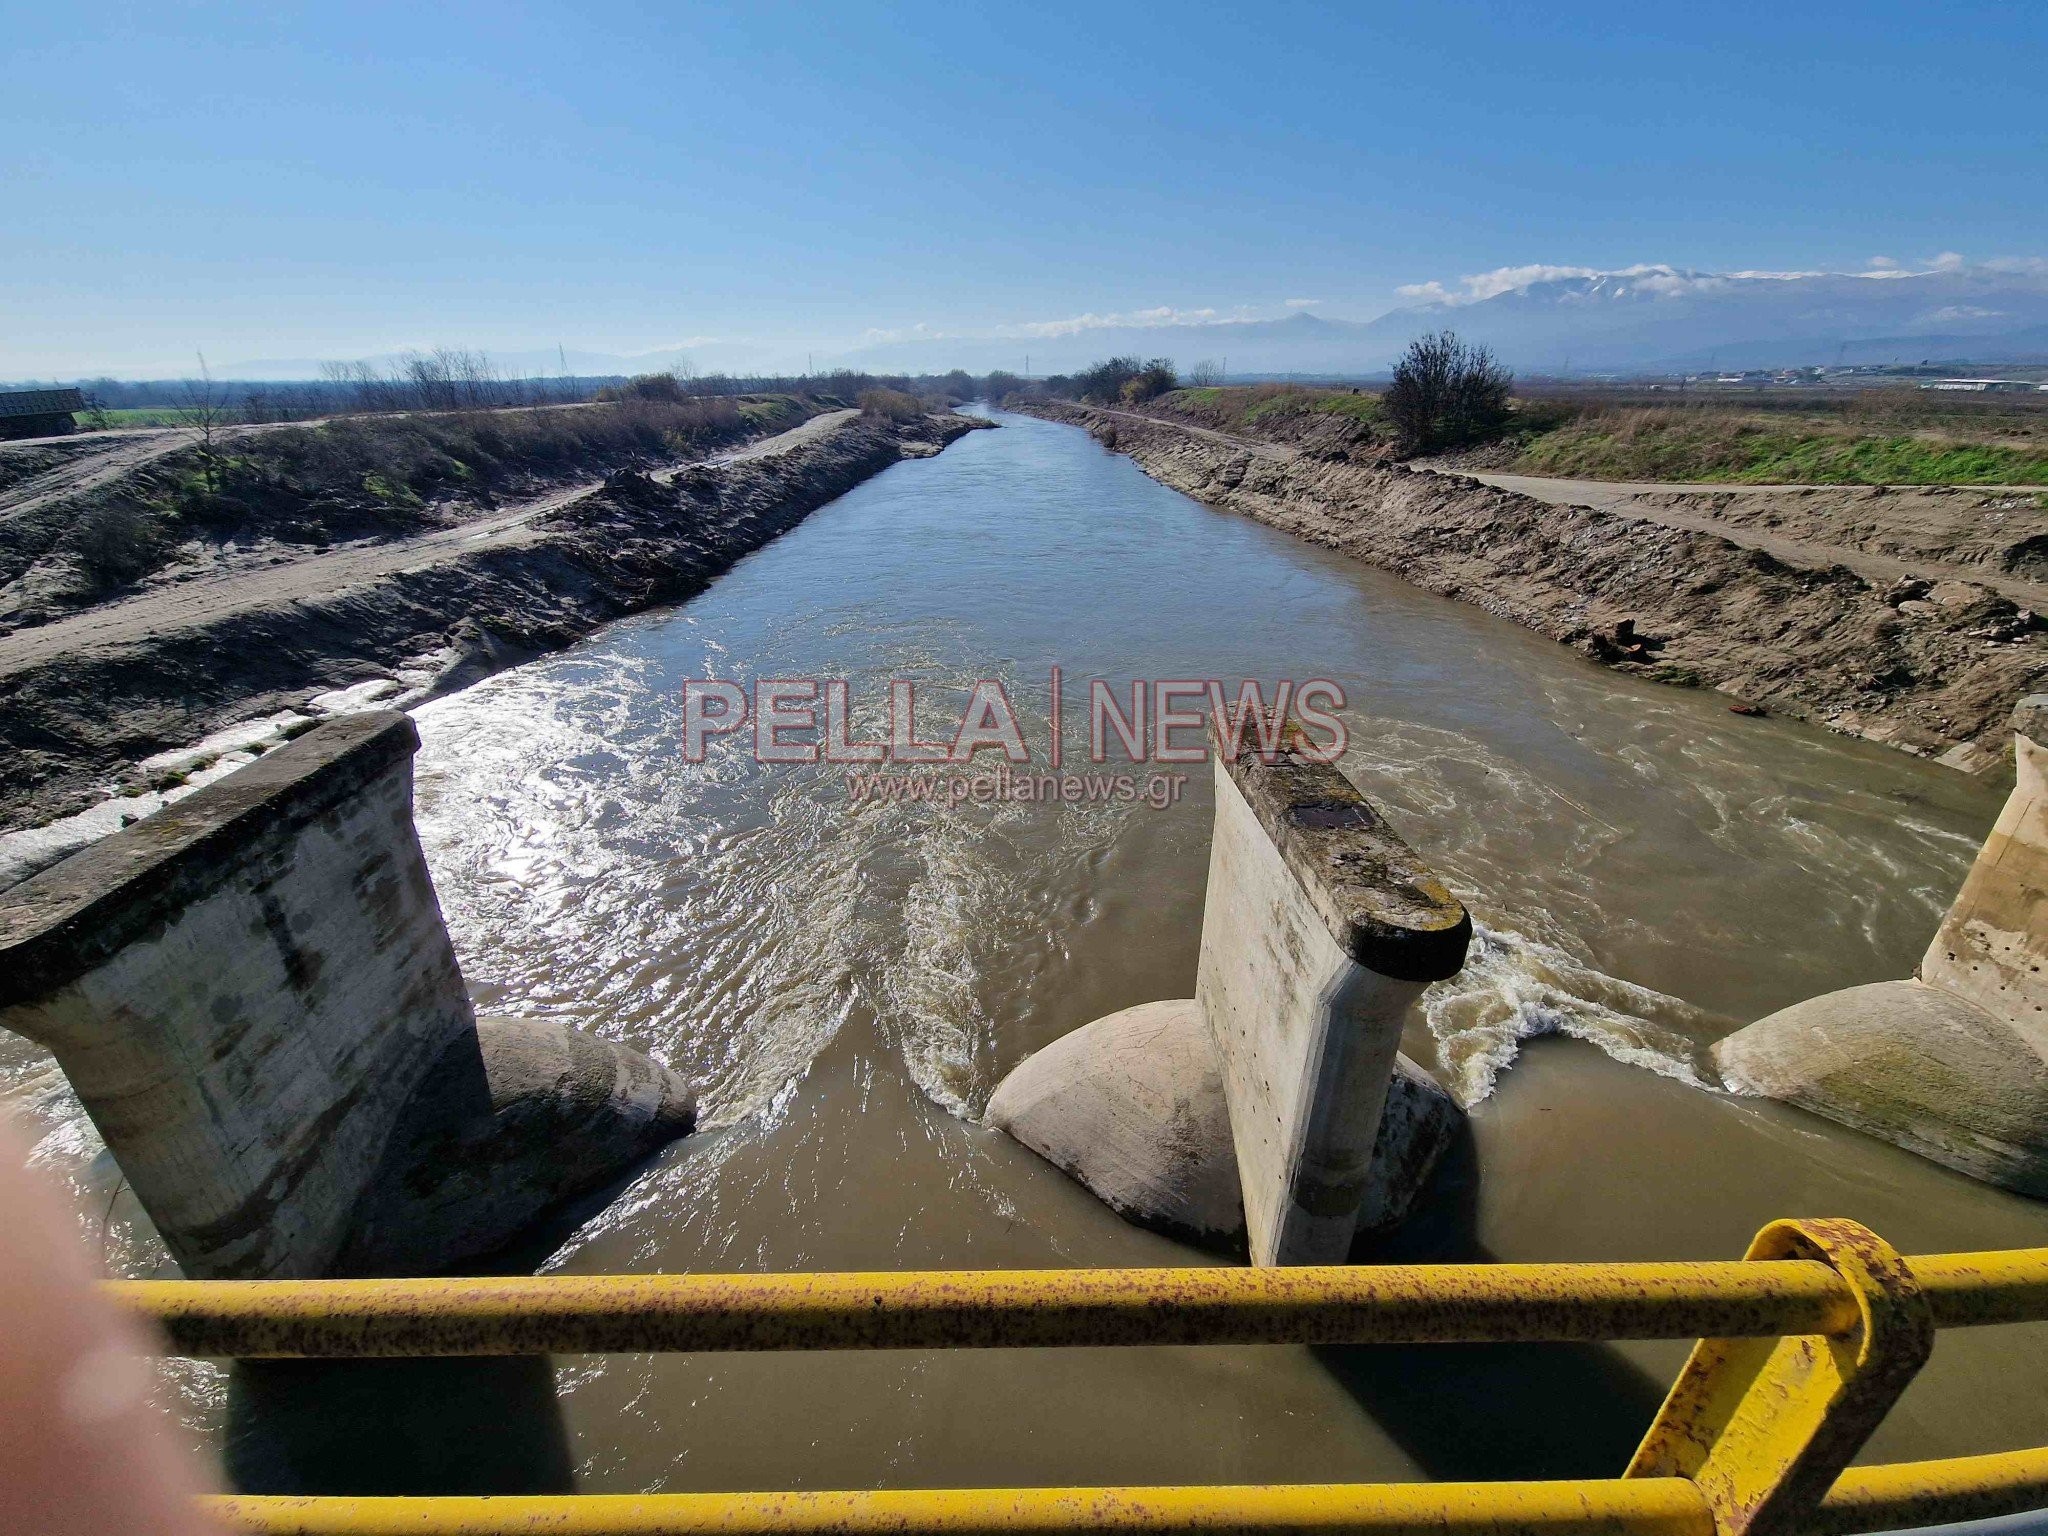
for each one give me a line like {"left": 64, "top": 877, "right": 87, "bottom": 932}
{"left": 1017, "top": 398, "right": 2048, "bottom": 773}
{"left": 0, "top": 410, "right": 984, "bottom": 831}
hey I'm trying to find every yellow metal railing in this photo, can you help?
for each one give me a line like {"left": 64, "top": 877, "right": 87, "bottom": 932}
{"left": 107, "top": 1219, "right": 2048, "bottom": 1536}
{"left": 174, "top": 1458, "right": 2048, "bottom": 1536}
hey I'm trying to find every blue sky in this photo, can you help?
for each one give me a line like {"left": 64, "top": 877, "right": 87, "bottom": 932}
{"left": 4, "top": 0, "right": 2045, "bottom": 377}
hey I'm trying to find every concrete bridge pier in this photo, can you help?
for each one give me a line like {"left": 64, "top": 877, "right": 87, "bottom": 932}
{"left": 1714, "top": 697, "right": 2048, "bottom": 1194}
{"left": 990, "top": 720, "right": 1472, "bottom": 1265}
{"left": 0, "top": 711, "right": 696, "bottom": 1279}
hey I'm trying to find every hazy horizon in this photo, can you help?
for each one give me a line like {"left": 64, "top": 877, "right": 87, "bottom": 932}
{"left": 6, "top": 2, "right": 2046, "bottom": 378}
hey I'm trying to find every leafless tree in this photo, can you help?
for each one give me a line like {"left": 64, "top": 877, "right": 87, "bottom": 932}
{"left": 321, "top": 360, "right": 367, "bottom": 413}
{"left": 179, "top": 353, "right": 231, "bottom": 492}
{"left": 1187, "top": 359, "right": 1224, "bottom": 387}
{"left": 399, "top": 348, "right": 516, "bottom": 413}
{"left": 281, "top": 383, "right": 324, "bottom": 420}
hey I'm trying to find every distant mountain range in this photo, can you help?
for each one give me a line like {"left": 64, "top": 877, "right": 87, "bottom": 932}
{"left": 107, "top": 262, "right": 2048, "bottom": 385}
{"left": 1356, "top": 264, "right": 2048, "bottom": 374}
{"left": 831, "top": 264, "right": 2048, "bottom": 378}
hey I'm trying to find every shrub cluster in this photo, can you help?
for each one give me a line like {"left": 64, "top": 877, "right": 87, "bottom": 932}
{"left": 858, "top": 388, "right": 927, "bottom": 422}
{"left": 1383, "top": 332, "right": 1514, "bottom": 454}
{"left": 1061, "top": 356, "right": 1178, "bottom": 406}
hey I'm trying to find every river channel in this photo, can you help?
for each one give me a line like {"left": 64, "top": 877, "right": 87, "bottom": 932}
{"left": 15, "top": 406, "right": 2048, "bottom": 1492}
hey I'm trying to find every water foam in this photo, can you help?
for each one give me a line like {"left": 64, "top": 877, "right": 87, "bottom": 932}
{"left": 1422, "top": 921, "right": 1729, "bottom": 1108}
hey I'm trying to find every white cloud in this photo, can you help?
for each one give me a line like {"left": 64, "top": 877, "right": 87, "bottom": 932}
{"left": 841, "top": 303, "right": 1279, "bottom": 353}
{"left": 1399, "top": 263, "right": 1652, "bottom": 306}
{"left": 1928, "top": 251, "right": 1967, "bottom": 271}
{"left": 850, "top": 305, "right": 1266, "bottom": 348}
{"left": 1635, "top": 269, "right": 1727, "bottom": 296}
{"left": 857, "top": 321, "right": 957, "bottom": 345}
{"left": 1284, "top": 297, "right": 1325, "bottom": 308}
{"left": 1867, "top": 256, "right": 1899, "bottom": 269}
{"left": 999, "top": 305, "right": 1241, "bottom": 339}
{"left": 1467, "top": 264, "right": 1612, "bottom": 299}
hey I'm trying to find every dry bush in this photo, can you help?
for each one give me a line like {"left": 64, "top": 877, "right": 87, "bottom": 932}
{"left": 859, "top": 388, "right": 926, "bottom": 422}
{"left": 66, "top": 501, "right": 169, "bottom": 587}
{"left": 1118, "top": 363, "right": 1178, "bottom": 404}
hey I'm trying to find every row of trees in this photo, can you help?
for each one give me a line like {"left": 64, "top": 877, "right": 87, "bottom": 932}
{"left": 56, "top": 331, "right": 1513, "bottom": 455}
{"left": 605, "top": 366, "right": 984, "bottom": 414}
{"left": 60, "top": 356, "right": 1003, "bottom": 433}
{"left": 314, "top": 349, "right": 567, "bottom": 416}
{"left": 61, "top": 352, "right": 591, "bottom": 426}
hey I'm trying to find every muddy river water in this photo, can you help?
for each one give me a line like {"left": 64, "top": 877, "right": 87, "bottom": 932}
{"left": 11, "top": 407, "right": 2048, "bottom": 1492}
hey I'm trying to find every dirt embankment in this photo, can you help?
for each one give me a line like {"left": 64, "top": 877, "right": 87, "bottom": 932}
{"left": 0, "top": 412, "right": 986, "bottom": 828}
{"left": 1018, "top": 399, "right": 2047, "bottom": 773}
{"left": 1444, "top": 474, "right": 2048, "bottom": 611}
{"left": 0, "top": 396, "right": 820, "bottom": 626}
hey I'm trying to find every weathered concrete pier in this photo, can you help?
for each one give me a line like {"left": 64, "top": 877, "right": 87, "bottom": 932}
{"left": 0, "top": 711, "right": 695, "bottom": 1279}
{"left": 1715, "top": 697, "right": 2048, "bottom": 1193}
{"left": 989, "top": 720, "right": 1472, "bottom": 1264}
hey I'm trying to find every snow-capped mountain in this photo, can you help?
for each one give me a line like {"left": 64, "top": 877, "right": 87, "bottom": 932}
{"left": 199, "top": 263, "right": 2048, "bottom": 384}
{"left": 1351, "top": 263, "right": 2048, "bottom": 372}
{"left": 834, "top": 262, "right": 2048, "bottom": 377}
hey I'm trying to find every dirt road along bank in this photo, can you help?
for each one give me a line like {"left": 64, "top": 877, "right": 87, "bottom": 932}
{"left": 0, "top": 411, "right": 985, "bottom": 828}
{"left": 1017, "top": 399, "right": 2046, "bottom": 774}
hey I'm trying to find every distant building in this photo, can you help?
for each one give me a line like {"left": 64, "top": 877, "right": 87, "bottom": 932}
{"left": 0, "top": 387, "right": 85, "bottom": 439}
{"left": 1920, "top": 378, "right": 2036, "bottom": 393}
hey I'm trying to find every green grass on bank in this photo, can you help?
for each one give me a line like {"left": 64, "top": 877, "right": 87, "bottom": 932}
{"left": 737, "top": 394, "right": 815, "bottom": 432}
{"left": 1156, "top": 385, "right": 1384, "bottom": 435}
{"left": 1512, "top": 412, "right": 2048, "bottom": 486}
{"left": 97, "top": 407, "right": 196, "bottom": 427}
{"left": 1144, "top": 384, "right": 2048, "bottom": 486}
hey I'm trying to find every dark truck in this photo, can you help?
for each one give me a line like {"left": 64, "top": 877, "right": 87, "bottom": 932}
{"left": 0, "top": 386, "right": 84, "bottom": 439}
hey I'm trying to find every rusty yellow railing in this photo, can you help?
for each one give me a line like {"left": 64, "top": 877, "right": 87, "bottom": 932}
{"left": 108, "top": 1220, "right": 2048, "bottom": 1536}
{"left": 165, "top": 1460, "right": 2048, "bottom": 1536}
